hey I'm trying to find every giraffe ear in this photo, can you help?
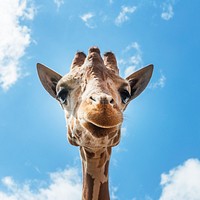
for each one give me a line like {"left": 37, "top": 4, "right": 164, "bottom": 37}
{"left": 126, "top": 64, "right": 153, "bottom": 101}
{"left": 37, "top": 63, "right": 62, "bottom": 99}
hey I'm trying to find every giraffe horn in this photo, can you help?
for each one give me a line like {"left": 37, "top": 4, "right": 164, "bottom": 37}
{"left": 103, "top": 52, "right": 119, "bottom": 74}
{"left": 70, "top": 52, "right": 86, "bottom": 70}
{"left": 85, "top": 46, "right": 104, "bottom": 65}
{"left": 88, "top": 46, "right": 101, "bottom": 55}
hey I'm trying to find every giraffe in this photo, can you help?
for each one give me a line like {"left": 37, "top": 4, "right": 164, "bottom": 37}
{"left": 37, "top": 47, "right": 153, "bottom": 200}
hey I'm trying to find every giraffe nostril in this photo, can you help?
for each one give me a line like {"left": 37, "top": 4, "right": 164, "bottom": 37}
{"left": 110, "top": 98, "right": 114, "bottom": 104}
{"left": 90, "top": 96, "right": 96, "bottom": 102}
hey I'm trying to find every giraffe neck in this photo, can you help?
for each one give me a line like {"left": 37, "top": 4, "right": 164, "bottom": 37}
{"left": 80, "top": 147, "right": 111, "bottom": 200}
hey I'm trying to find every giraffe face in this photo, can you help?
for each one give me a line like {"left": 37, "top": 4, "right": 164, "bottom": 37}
{"left": 56, "top": 57, "right": 128, "bottom": 147}
{"left": 37, "top": 47, "right": 153, "bottom": 149}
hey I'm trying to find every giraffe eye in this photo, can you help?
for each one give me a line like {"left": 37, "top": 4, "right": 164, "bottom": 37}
{"left": 120, "top": 89, "right": 131, "bottom": 104}
{"left": 57, "top": 88, "right": 68, "bottom": 104}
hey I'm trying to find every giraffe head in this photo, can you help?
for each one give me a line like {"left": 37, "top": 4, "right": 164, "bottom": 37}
{"left": 37, "top": 47, "right": 153, "bottom": 149}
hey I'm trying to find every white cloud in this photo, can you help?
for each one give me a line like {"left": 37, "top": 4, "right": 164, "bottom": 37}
{"left": 110, "top": 186, "right": 118, "bottom": 200}
{"left": 115, "top": 6, "right": 136, "bottom": 26}
{"left": 2, "top": 177, "right": 15, "bottom": 188}
{"left": 54, "top": 0, "right": 64, "bottom": 10}
{"left": 149, "top": 73, "right": 166, "bottom": 89}
{"left": 145, "top": 196, "right": 153, "bottom": 200}
{"left": 113, "top": 127, "right": 128, "bottom": 153}
{"left": 131, "top": 195, "right": 153, "bottom": 200}
{"left": 121, "top": 127, "right": 127, "bottom": 137}
{"left": 120, "top": 42, "right": 143, "bottom": 77}
{"left": 124, "top": 66, "right": 137, "bottom": 77}
{"left": 123, "top": 42, "right": 141, "bottom": 53}
{"left": 0, "top": 0, "right": 35, "bottom": 91}
{"left": 80, "top": 12, "right": 93, "bottom": 22}
{"left": 159, "top": 158, "right": 200, "bottom": 200}
{"left": 118, "top": 59, "right": 126, "bottom": 66}
{"left": 161, "top": 3, "right": 174, "bottom": 20}
{"left": 130, "top": 54, "right": 142, "bottom": 66}
{"left": 0, "top": 168, "right": 82, "bottom": 200}
{"left": 80, "top": 12, "right": 96, "bottom": 29}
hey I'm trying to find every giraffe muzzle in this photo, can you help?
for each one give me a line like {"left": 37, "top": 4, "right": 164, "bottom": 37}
{"left": 81, "top": 119, "right": 119, "bottom": 138}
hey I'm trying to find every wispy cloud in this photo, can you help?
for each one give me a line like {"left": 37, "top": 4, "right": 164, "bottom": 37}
{"left": 159, "top": 158, "right": 200, "bottom": 200}
{"left": 0, "top": 167, "right": 82, "bottom": 200}
{"left": 0, "top": 0, "right": 35, "bottom": 91}
{"left": 54, "top": 0, "right": 64, "bottom": 10}
{"left": 114, "top": 127, "right": 128, "bottom": 153}
{"left": 80, "top": 12, "right": 96, "bottom": 29}
{"left": 123, "top": 42, "right": 141, "bottom": 53}
{"left": 145, "top": 196, "right": 153, "bottom": 200}
{"left": 119, "top": 42, "right": 143, "bottom": 77}
{"left": 115, "top": 6, "right": 137, "bottom": 26}
{"left": 161, "top": 3, "right": 174, "bottom": 20}
{"left": 132, "top": 195, "right": 153, "bottom": 200}
{"left": 110, "top": 186, "right": 118, "bottom": 200}
{"left": 149, "top": 72, "right": 166, "bottom": 89}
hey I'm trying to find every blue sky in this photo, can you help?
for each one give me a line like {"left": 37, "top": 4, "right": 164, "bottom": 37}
{"left": 0, "top": 0, "right": 200, "bottom": 199}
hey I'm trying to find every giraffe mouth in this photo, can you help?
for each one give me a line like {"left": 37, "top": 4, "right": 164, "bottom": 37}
{"left": 81, "top": 120, "right": 119, "bottom": 138}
